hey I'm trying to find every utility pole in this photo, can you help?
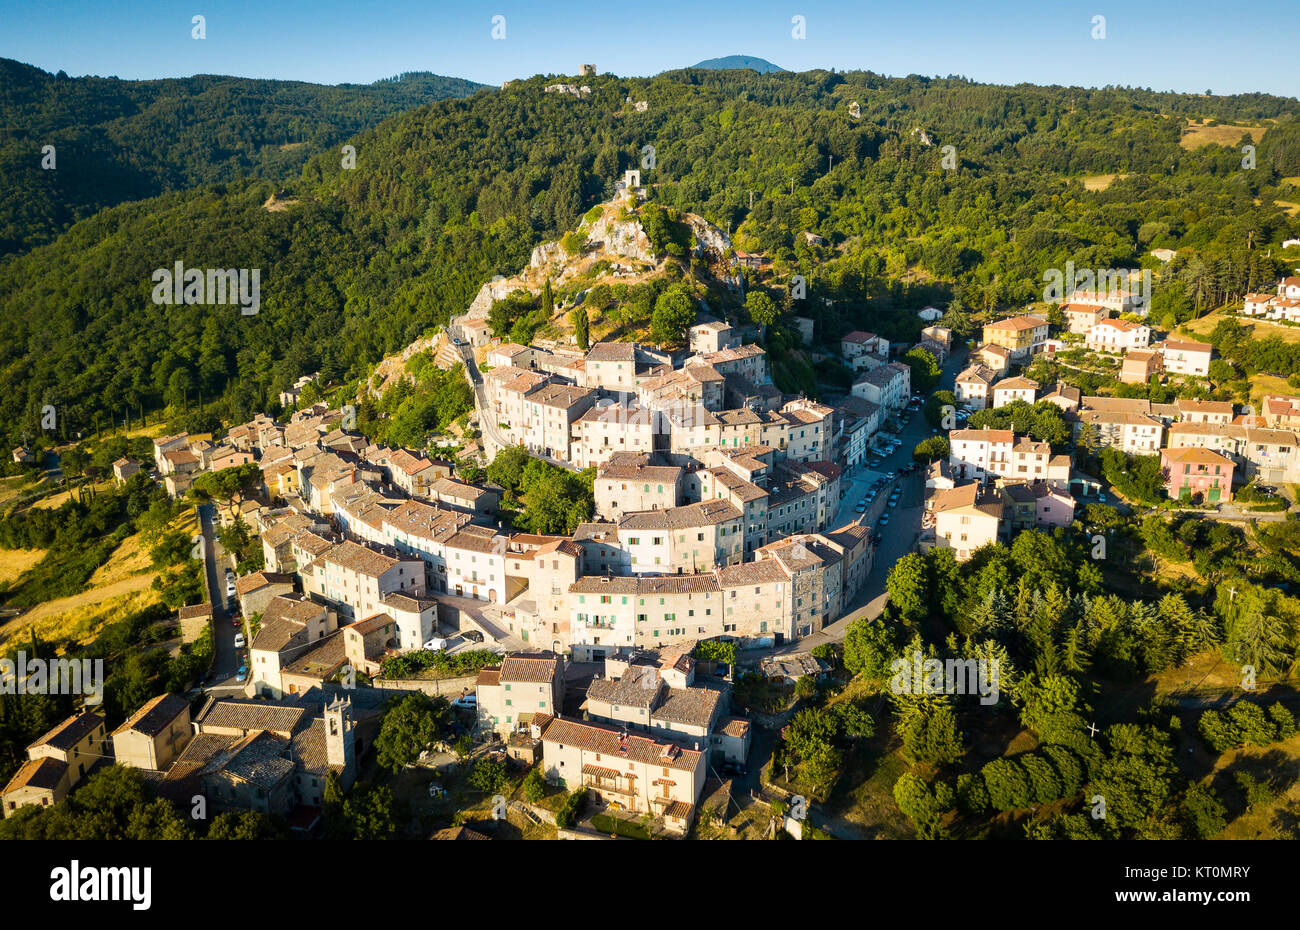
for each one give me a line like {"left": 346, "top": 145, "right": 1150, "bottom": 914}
{"left": 748, "top": 190, "right": 754, "bottom": 210}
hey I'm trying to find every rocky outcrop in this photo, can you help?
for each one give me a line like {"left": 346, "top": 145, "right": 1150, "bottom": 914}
{"left": 529, "top": 240, "right": 567, "bottom": 270}
{"left": 688, "top": 214, "right": 731, "bottom": 257}
{"left": 587, "top": 214, "right": 654, "bottom": 263}
{"left": 454, "top": 196, "right": 733, "bottom": 332}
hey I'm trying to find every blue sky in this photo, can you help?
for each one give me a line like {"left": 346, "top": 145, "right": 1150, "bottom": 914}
{"left": 3, "top": 0, "right": 1298, "bottom": 98}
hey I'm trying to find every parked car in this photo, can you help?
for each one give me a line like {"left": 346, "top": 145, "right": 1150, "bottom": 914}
{"left": 452, "top": 694, "right": 477, "bottom": 709}
{"left": 878, "top": 514, "right": 891, "bottom": 526}
{"left": 234, "top": 632, "right": 245, "bottom": 649}
{"left": 462, "top": 630, "right": 485, "bottom": 643}
{"left": 236, "top": 665, "right": 248, "bottom": 683}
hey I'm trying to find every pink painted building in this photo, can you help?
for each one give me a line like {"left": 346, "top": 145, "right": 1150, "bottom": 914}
{"left": 1161, "top": 447, "right": 1234, "bottom": 504}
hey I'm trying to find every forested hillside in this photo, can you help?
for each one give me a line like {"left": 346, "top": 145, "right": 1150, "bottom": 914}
{"left": 2, "top": 68, "right": 1299, "bottom": 450}
{"left": 0, "top": 59, "right": 485, "bottom": 255}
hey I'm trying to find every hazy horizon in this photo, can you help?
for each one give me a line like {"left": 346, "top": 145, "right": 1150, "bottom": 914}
{"left": 3, "top": 0, "right": 1299, "bottom": 99}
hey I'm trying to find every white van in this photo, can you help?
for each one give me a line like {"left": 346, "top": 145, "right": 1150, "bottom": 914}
{"left": 423, "top": 636, "right": 450, "bottom": 652}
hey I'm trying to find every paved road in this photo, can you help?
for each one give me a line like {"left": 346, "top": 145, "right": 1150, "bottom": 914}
{"left": 743, "top": 349, "right": 970, "bottom": 661}
{"left": 448, "top": 329, "right": 513, "bottom": 455}
{"left": 198, "top": 503, "right": 245, "bottom": 691}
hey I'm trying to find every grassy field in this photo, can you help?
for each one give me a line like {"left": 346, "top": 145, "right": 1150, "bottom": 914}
{"left": 1202, "top": 732, "right": 1300, "bottom": 840}
{"left": 0, "top": 509, "right": 195, "bottom": 648}
{"left": 0, "top": 475, "right": 38, "bottom": 509}
{"left": 1177, "top": 311, "right": 1300, "bottom": 344}
{"left": 1179, "top": 120, "right": 1266, "bottom": 151}
{"left": 1274, "top": 178, "right": 1300, "bottom": 217}
{"left": 0, "top": 548, "right": 47, "bottom": 586}
{"left": 31, "top": 478, "right": 113, "bottom": 511}
{"left": 1081, "top": 173, "right": 1128, "bottom": 191}
{"left": 0, "top": 585, "right": 165, "bottom": 649}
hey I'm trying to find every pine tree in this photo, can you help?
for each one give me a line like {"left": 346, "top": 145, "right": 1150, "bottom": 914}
{"left": 572, "top": 305, "right": 589, "bottom": 350}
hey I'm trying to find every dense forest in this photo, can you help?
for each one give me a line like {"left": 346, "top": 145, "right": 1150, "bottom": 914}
{"left": 0, "top": 58, "right": 485, "bottom": 255}
{"left": 1, "top": 68, "right": 1299, "bottom": 451}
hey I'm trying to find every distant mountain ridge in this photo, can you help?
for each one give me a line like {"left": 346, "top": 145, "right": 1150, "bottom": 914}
{"left": 0, "top": 58, "right": 485, "bottom": 257}
{"left": 689, "top": 55, "right": 785, "bottom": 73}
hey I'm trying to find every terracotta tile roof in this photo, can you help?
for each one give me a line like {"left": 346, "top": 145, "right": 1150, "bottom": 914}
{"left": 588, "top": 667, "right": 661, "bottom": 708}
{"left": 346, "top": 613, "right": 396, "bottom": 636}
{"left": 447, "top": 525, "right": 505, "bottom": 555}
{"left": 662, "top": 800, "right": 693, "bottom": 820}
{"left": 322, "top": 540, "right": 405, "bottom": 577}
{"left": 499, "top": 652, "right": 562, "bottom": 684}
{"left": 1078, "top": 409, "right": 1161, "bottom": 428}
{"left": 1162, "top": 339, "right": 1212, "bottom": 353}
{"left": 1080, "top": 395, "right": 1152, "bottom": 415}
{"left": 196, "top": 698, "right": 306, "bottom": 736}
{"left": 719, "top": 717, "right": 750, "bottom": 738}
{"left": 570, "top": 575, "right": 641, "bottom": 595}
{"left": 540, "top": 716, "right": 702, "bottom": 772}
{"left": 28, "top": 711, "right": 103, "bottom": 753}
{"left": 384, "top": 499, "right": 471, "bottom": 541}
{"left": 651, "top": 687, "right": 721, "bottom": 728}
{"left": 528, "top": 383, "right": 595, "bottom": 410}
{"left": 204, "top": 730, "right": 296, "bottom": 789}
{"left": 956, "top": 364, "right": 997, "bottom": 385}
{"left": 2, "top": 756, "right": 67, "bottom": 794}
{"left": 1061, "top": 302, "right": 1107, "bottom": 314}
{"left": 586, "top": 342, "right": 638, "bottom": 362}
{"left": 501, "top": 371, "right": 550, "bottom": 395}
{"left": 379, "top": 592, "right": 436, "bottom": 613}
{"left": 1092, "top": 318, "right": 1144, "bottom": 332}
{"left": 535, "top": 539, "right": 584, "bottom": 559}
{"left": 637, "top": 574, "right": 722, "bottom": 595}
{"left": 281, "top": 632, "right": 347, "bottom": 678}
{"left": 112, "top": 693, "right": 190, "bottom": 737}
{"left": 234, "top": 571, "right": 294, "bottom": 596}
{"left": 1162, "top": 446, "right": 1234, "bottom": 467}
{"left": 597, "top": 454, "right": 683, "bottom": 483}
{"left": 986, "top": 314, "right": 1046, "bottom": 332}
{"left": 619, "top": 499, "right": 741, "bottom": 530}
{"left": 1177, "top": 399, "right": 1233, "bottom": 416}
{"left": 949, "top": 427, "right": 1014, "bottom": 443}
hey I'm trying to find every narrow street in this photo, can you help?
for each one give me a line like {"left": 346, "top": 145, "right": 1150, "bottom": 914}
{"left": 743, "top": 346, "right": 969, "bottom": 661}
{"left": 448, "top": 326, "right": 513, "bottom": 456}
{"left": 198, "top": 502, "right": 244, "bottom": 694}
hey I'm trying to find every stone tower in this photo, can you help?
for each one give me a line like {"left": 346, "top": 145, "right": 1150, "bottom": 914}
{"left": 324, "top": 696, "right": 355, "bottom": 781}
